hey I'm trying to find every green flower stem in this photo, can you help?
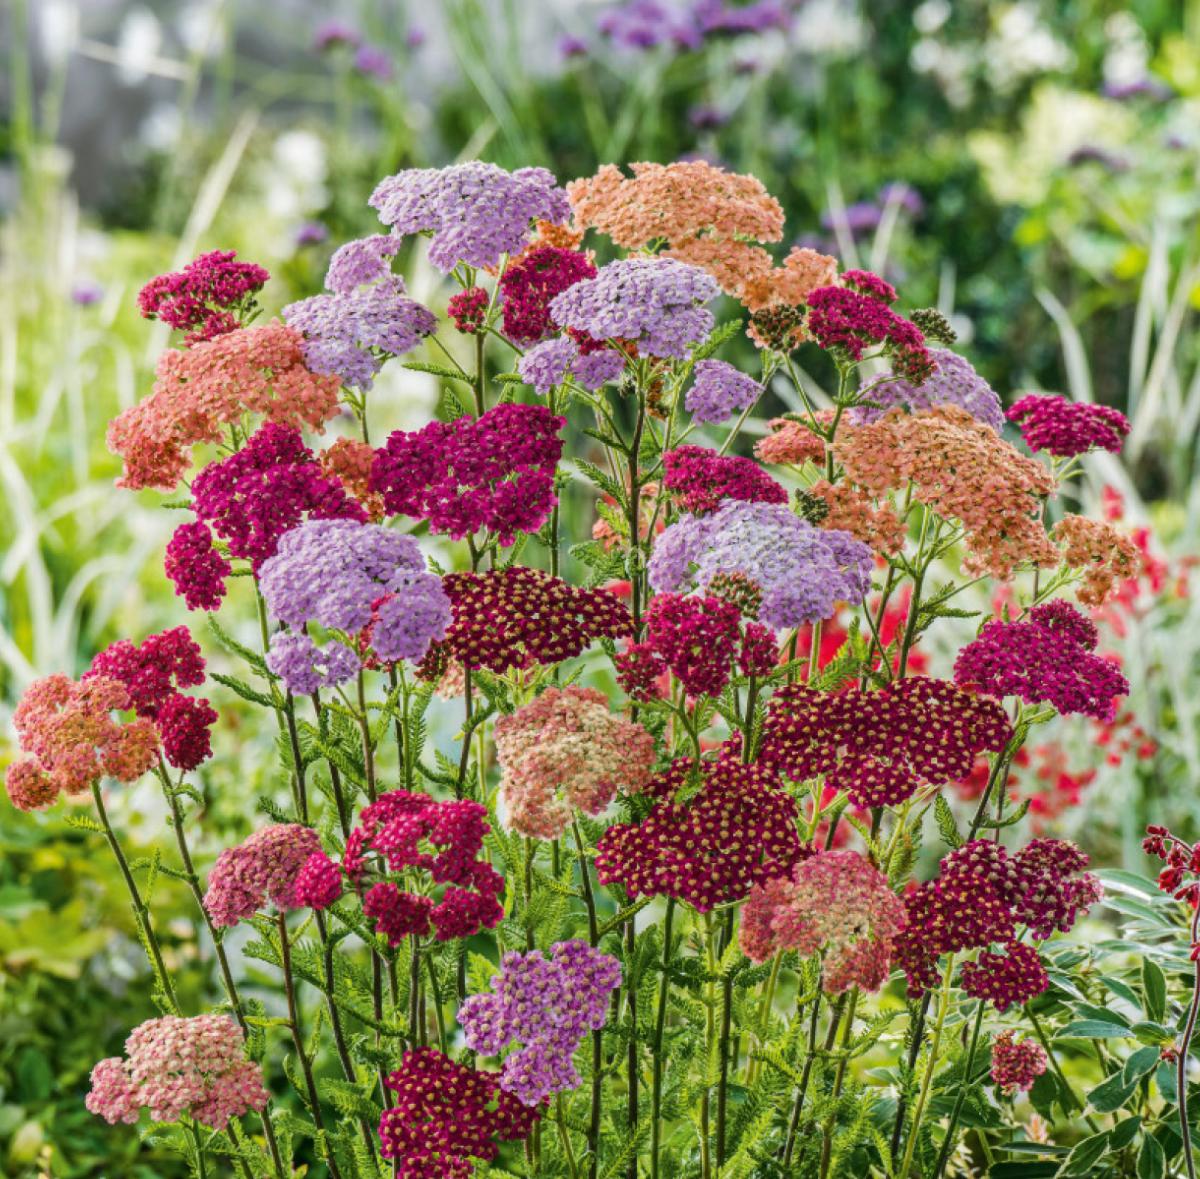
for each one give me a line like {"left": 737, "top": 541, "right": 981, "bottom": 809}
{"left": 90, "top": 780, "right": 179, "bottom": 1014}
{"left": 277, "top": 911, "right": 346, "bottom": 1179}
{"left": 556, "top": 1093, "right": 582, "bottom": 1179}
{"left": 1179, "top": 896, "right": 1200, "bottom": 1179}
{"left": 190, "top": 1119, "right": 210, "bottom": 1179}
{"left": 310, "top": 689, "right": 351, "bottom": 835}
{"left": 651, "top": 898, "right": 676, "bottom": 1179}
{"left": 573, "top": 821, "right": 602, "bottom": 1179}
{"left": 898, "top": 957, "right": 955, "bottom": 1179}
{"left": 455, "top": 667, "right": 474, "bottom": 801}
{"left": 818, "top": 989, "right": 859, "bottom": 1179}
{"left": 356, "top": 670, "right": 377, "bottom": 803}
{"left": 1024, "top": 1005, "right": 1101, "bottom": 1133}
{"left": 716, "top": 914, "right": 736, "bottom": 1168}
{"left": 932, "top": 1000, "right": 987, "bottom": 1179}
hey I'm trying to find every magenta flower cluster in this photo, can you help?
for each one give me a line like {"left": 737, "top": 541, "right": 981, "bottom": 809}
{"left": 662, "top": 444, "right": 787, "bottom": 514}
{"left": 137, "top": 249, "right": 269, "bottom": 345}
{"left": 458, "top": 940, "right": 622, "bottom": 1105}
{"left": 1007, "top": 393, "right": 1130, "bottom": 458}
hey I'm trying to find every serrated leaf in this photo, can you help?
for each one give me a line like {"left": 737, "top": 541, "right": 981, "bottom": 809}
{"left": 403, "top": 360, "right": 471, "bottom": 384}
{"left": 211, "top": 671, "right": 276, "bottom": 708}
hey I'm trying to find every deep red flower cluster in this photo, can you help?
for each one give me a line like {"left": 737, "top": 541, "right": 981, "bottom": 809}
{"left": 316, "top": 790, "right": 504, "bottom": 944}
{"left": 803, "top": 271, "right": 934, "bottom": 383}
{"left": 86, "top": 627, "right": 218, "bottom": 772}
{"left": 662, "top": 445, "right": 787, "bottom": 515}
{"left": 756, "top": 678, "right": 1012, "bottom": 808}
{"left": 614, "top": 593, "right": 774, "bottom": 700}
{"left": 378, "top": 1048, "right": 539, "bottom": 1176}
{"left": 1143, "top": 825, "right": 1200, "bottom": 904}
{"left": 421, "top": 566, "right": 632, "bottom": 676}
{"left": 447, "top": 286, "right": 489, "bottom": 334}
{"left": 370, "top": 404, "right": 565, "bottom": 544}
{"left": 594, "top": 758, "right": 802, "bottom": 911}
{"left": 1007, "top": 393, "right": 1130, "bottom": 458}
{"left": 164, "top": 521, "right": 231, "bottom": 613}
{"left": 894, "top": 837, "right": 1101, "bottom": 1009}
{"left": 954, "top": 599, "right": 1130, "bottom": 722}
{"left": 137, "top": 250, "right": 269, "bottom": 345}
{"left": 499, "top": 245, "right": 596, "bottom": 343}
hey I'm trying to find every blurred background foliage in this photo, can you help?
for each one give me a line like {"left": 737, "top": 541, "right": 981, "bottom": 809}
{"left": 2, "top": 0, "right": 1200, "bottom": 1173}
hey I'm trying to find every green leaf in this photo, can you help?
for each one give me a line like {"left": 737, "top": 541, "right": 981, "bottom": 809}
{"left": 61, "top": 812, "right": 105, "bottom": 833}
{"left": 1110, "top": 1116, "right": 1141, "bottom": 1150}
{"left": 1137, "top": 1132, "right": 1164, "bottom": 1179}
{"left": 1122, "top": 1045, "right": 1162, "bottom": 1087}
{"left": 1142, "top": 958, "right": 1167, "bottom": 1023}
{"left": 933, "top": 794, "right": 963, "bottom": 850}
{"left": 403, "top": 360, "right": 471, "bottom": 384}
{"left": 1055, "top": 1130, "right": 1110, "bottom": 1175}
{"left": 1059, "top": 1020, "right": 1133, "bottom": 1040}
{"left": 1087, "top": 1070, "right": 1137, "bottom": 1113}
{"left": 211, "top": 671, "right": 276, "bottom": 708}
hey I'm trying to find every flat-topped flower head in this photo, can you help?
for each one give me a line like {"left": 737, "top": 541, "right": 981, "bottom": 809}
{"left": 648, "top": 499, "right": 873, "bottom": 630}
{"left": 1007, "top": 393, "right": 1130, "bottom": 458}
{"left": 107, "top": 321, "right": 341, "bottom": 490}
{"left": 662, "top": 445, "right": 786, "bottom": 515}
{"left": 284, "top": 275, "right": 437, "bottom": 391}
{"left": 137, "top": 250, "right": 269, "bottom": 345}
{"left": 1051, "top": 514, "right": 1142, "bottom": 607}
{"left": 595, "top": 758, "right": 802, "bottom": 911}
{"left": 370, "top": 402, "right": 565, "bottom": 544}
{"left": 739, "top": 850, "right": 905, "bottom": 993}
{"left": 854, "top": 349, "right": 1005, "bottom": 433}
{"left": 86, "top": 1014, "right": 268, "bottom": 1129}
{"left": 378, "top": 1048, "right": 539, "bottom": 1173}
{"left": 86, "top": 626, "right": 205, "bottom": 717}
{"left": 833, "top": 405, "right": 1059, "bottom": 579}
{"left": 423, "top": 566, "right": 632, "bottom": 675}
{"left": 954, "top": 599, "right": 1129, "bottom": 721}
{"left": 499, "top": 244, "right": 597, "bottom": 343}
{"left": 549, "top": 257, "right": 720, "bottom": 359}
{"left": 803, "top": 479, "right": 907, "bottom": 556}
{"left": 324, "top": 233, "right": 402, "bottom": 294}
{"left": 267, "top": 631, "right": 360, "bottom": 696}
{"left": 203, "top": 823, "right": 323, "bottom": 927}
{"left": 369, "top": 161, "right": 570, "bottom": 272}
{"left": 6, "top": 674, "right": 159, "bottom": 810}
{"left": 684, "top": 358, "right": 762, "bottom": 423}
{"left": 494, "top": 686, "right": 655, "bottom": 838}
{"left": 518, "top": 335, "right": 626, "bottom": 395}
{"left": 754, "top": 413, "right": 833, "bottom": 466}
{"left": 991, "top": 1030, "right": 1049, "bottom": 1094}
{"left": 458, "top": 940, "right": 621, "bottom": 1105}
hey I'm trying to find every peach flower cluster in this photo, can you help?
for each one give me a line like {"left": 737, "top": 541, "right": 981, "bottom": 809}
{"left": 567, "top": 161, "right": 784, "bottom": 297}
{"left": 6, "top": 674, "right": 158, "bottom": 810}
{"left": 806, "top": 478, "right": 907, "bottom": 556}
{"left": 833, "top": 406, "right": 1059, "bottom": 579}
{"left": 1051, "top": 514, "right": 1142, "bottom": 607}
{"left": 107, "top": 321, "right": 341, "bottom": 490}
{"left": 319, "top": 436, "right": 386, "bottom": 520}
{"left": 754, "top": 413, "right": 832, "bottom": 467}
{"left": 493, "top": 686, "right": 656, "bottom": 839}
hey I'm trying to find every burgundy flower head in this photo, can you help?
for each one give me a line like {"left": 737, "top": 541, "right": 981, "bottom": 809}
{"left": 499, "top": 245, "right": 597, "bottom": 343}
{"left": 137, "top": 250, "right": 269, "bottom": 345}
{"left": 1007, "top": 393, "right": 1130, "bottom": 458}
{"left": 662, "top": 445, "right": 787, "bottom": 515}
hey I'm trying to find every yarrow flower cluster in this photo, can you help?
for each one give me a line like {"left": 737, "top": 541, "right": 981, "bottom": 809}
{"left": 448, "top": 285, "right": 490, "bottom": 334}
{"left": 203, "top": 823, "right": 322, "bottom": 927}
{"left": 990, "top": 1030, "right": 1049, "bottom": 1095}
{"left": 595, "top": 758, "right": 802, "bottom": 911}
{"left": 1051, "top": 513, "right": 1142, "bottom": 607}
{"left": 548, "top": 257, "right": 720, "bottom": 359}
{"left": 954, "top": 599, "right": 1130, "bottom": 722}
{"left": 894, "top": 837, "right": 1101, "bottom": 1008}
{"left": 267, "top": 631, "right": 361, "bottom": 696}
{"left": 493, "top": 686, "right": 655, "bottom": 838}
{"left": 662, "top": 445, "right": 786, "bottom": 514}
{"left": 517, "top": 335, "right": 626, "bottom": 395}
{"left": 458, "top": 941, "right": 622, "bottom": 1105}
{"left": 854, "top": 348, "right": 1005, "bottom": 433}
{"left": 259, "top": 518, "right": 450, "bottom": 666}
{"left": 757, "top": 678, "right": 1012, "bottom": 808}
{"left": 370, "top": 403, "right": 565, "bottom": 544}
{"left": 1007, "top": 393, "right": 1130, "bottom": 458}
{"left": 369, "top": 162, "right": 570, "bottom": 272}
{"left": 499, "top": 244, "right": 597, "bottom": 342}
{"left": 648, "top": 499, "right": 873, "bottom": 630}
{"left": 107, "top": 321, "right": 342, "bottom": 490}
{"left": 753, "top": 413, "right": 832, "bottom": 466}
{"left": 86, "top": 627, "right": 217, "bottom": 771}
{"left": 803, "top": 478, "right": 908, "bottom": 555}
{"left": 739, "top": 851, "right": 906, "bottom": 993}
{"left": 137, "top": 250, "right": 269, "bottom": 345}
{"left": 378, "top": 1048, "right": 539, "bottom": 1174}
{"left": 86, "top": 1015, "right": 268, "bottom": 1129}
{"left": 833, "top": 405, "right": 1059, "bottom": 579}
{"left": 317, "top": 790, "right": 503, "bottom": 944}
{"left": 684, "top": 358, "right": 762, "bottom": 423}
{"left": 421, "top": 567, "right": 632, "bottom": 676}
{"left": 6, "top": 674, "right": 159, "bottom": 810}
{"left": 284, "top": 274, "right": 437, "bottom": 391}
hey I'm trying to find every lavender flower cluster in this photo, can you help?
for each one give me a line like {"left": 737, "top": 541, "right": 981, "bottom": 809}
{"left": 855, "top": 349, "right": 1006, "bottom": 434}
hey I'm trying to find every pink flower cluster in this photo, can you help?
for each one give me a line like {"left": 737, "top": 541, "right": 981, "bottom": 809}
{"left": 137, "top": 250, "right": 269, "bottom": 345}
{"left": 739, "top": 850, "right": 905, "bottom": 993}
{"left": 493, "top": 686, "right": 655, "bottom": 838}
{"left": 595, "top": 757, "right": 802, "bottom": 911}
{"left": 757, "top": 678, "right": 1012, "bottom": 808}
{"left": 804, "top": 270, "right": 934, "bottom": 383}
{"left": 990, "top": 1029, "right": 1049, "bottom": 1095}
{"left": 323, "top": 790, "right": 504, "bottom": 944}
{"left": 378, "top": 1048, "right": 539, "bottom": 1175}
{"left": 894, "top": 837, "right": 1101, "bottom": 1009}
{"left": 370, "top": 403, "right": 565, "bottom": 544}
{"left": 87, "top": 626, "right": 217, "bottom": 771}
{"left": 107, "top": 321, "right": 342, "bottom": 490}
{"left": 1007, "top": 393, "right": 1130, "bottom": 458}
{"left": 6, "top": 674, "right": 159, "bottom": 810}
{"left": 954, "top": 599, "right": 1130, "bottom": 722}
{"left": 203, "top": 823, "right": 323, "bottom": 927}
{"left": 499, "top": 244, "right": 597, "bottom": 343}
{"left": 448, "top": 286, "right": 489, "bottom": 334}
{"left": 86, "top": 1014, "right": 268, "bottom": 1129}
{"left": 662, "top": 445, "right": 787, "bottom": 515}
